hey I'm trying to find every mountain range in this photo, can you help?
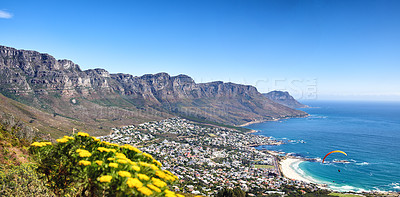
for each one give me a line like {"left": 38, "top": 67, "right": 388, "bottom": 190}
{"left": 0, "top": 45, "right": 307, "bottom": 137}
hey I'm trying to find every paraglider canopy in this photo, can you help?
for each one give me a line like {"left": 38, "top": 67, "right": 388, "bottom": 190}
{"left": 322, "top": 150, "right": 347, "bottom": 163}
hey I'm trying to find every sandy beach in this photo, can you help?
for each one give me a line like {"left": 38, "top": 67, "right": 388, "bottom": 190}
{"left": 239, "top": 120, "right": 266, "bottom": 127}
{"left": 280, "top": 158, "right": 315, "bottom": 183}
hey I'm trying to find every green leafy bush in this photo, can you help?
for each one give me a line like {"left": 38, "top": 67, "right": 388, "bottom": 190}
{"left": 30, "top": 132, "right": 182, "bottom": 197}
{"left": 0, "top": 163, "right": 55, "bottom": 196}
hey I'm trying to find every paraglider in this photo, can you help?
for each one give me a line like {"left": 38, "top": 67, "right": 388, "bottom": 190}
{"left": 322, "top": 150, "right": 347, "bottom": 163}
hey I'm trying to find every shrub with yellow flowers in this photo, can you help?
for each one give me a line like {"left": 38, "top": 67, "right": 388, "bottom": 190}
{"left": 30, "top": 132, "right": 181, "bottom": 197}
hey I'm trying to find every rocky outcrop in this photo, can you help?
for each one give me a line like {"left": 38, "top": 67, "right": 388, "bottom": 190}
{"left": 263, "top": 91, "right": 308, "bottom": 108}
{"left": 0, "top": 45, "right": 307, "bottom": 126}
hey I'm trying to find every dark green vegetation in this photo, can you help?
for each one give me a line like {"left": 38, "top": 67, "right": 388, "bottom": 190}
{"left": 216, "top": 187, "right": 339, "bottom": 197}
{"left": 216, "top": 187, "right": 246, "bottom": 197}
{"left": 178, "top": 114, "right": 252, "bottom": 133}
{"left": 0, "top": 115, "right": 55, "bottom": 196}
{"left": 0, "top": 112, "right": 48, "bottom": 165}
{"left": 281, "top": 185, "right": 332, "bottom": 197}
{"left": 0, "top": 163, "right": 55, "bottom": 196}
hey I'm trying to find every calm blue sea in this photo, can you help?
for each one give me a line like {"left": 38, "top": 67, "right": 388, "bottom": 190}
{"left": 246, "top": 100, "right": 400, "bottom": 192}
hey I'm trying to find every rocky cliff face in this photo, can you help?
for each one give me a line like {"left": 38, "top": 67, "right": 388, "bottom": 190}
{"left": 0, "top": 45, "right": 307, "bottom": 127}
{"left": 263, "top": 91, "right": 308, "bottom": 108}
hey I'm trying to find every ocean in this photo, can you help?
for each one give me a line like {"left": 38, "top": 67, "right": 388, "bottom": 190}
{"left": 246, "top": 100, "right": 400, "bottom": 192}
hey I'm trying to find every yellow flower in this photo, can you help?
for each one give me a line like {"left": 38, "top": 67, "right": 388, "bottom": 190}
{"left": 31, "top": 142, "right": 51, "bottom": 147}
{"left": 31, "top": 142, "right": 41, "bottom": 147}
{"left": 116, "top": 153, "right": 127, "bottom": 159}
{"left": 78, "top": 160, "right": 91, "bottom": 166}
{"left": 95, "top": 160, "right": 103, "bottom": 165}
{"left": 92, "top": 137, "right": 100, "bottom": 141}
{"left": 165, "top": 189, "right": 174, "bottom": 194}
{"left": 177, "top": 194, "right": 185, "bottom": 197}
{"left": 164, "top": 175, "right": 175, "bottom": 181}
{"left": 109, "top": 163, "right": 118, "bottom": 168}
{"left": 110, "top": 143, "right": 119, "bottom": 147}
{"left": 153, "top": 159, "right": 162, "bottom": 166}
{"left": 137, "top": 173, "right": 150, "bottom": 181}
{"left": 117, "top": 159, "right": 127, "bottom": 164}
{"left": 78, "top": 150, "right": 92, "bottom": 158}
{"left": 77, "top": 132, "right": 90, "bottom": 137}
{"left": 107, "top": 158, "right": 115, "bottom": 161}
{"left": 142, "top": 153, "right": 153, "bottom": 159}
{"left": 97, "top": 147, "right": 111, "bottom": 152}
{"left": 138, "top": 186, "right": 153, "bottom": 196}
{"left": 164, "top": 170, "right": 173, "bottom": 175}
{"left": 99, "top": 175, "right": 112, "bottom": 183}
{"left": 155, "top": 170, "right": 166, "bottom": 179}
{"left": 126, "top": 178, "right": 142, "bottom": 188}
{"left": 122, "top": 144, "right": 142, "bottom": 153}
{"left": 56, "top": 138, "right": 69, "bottom": 143}
{"left": 132, "top": 147, "right": 142, "bottom": 153}
{"left": 131, "top": 165, "right": 140, "bottom": 172}
{"left": 151, "top": 177, "right": 167, "bottom": 188}
{"left": 165, "top": 190, "right": 177, "bottom": 197}
{"left": 147, "top": 184, "right": 161, "bottom": 193}
{"left": 109, "top": 149, "right": 116, "bottom": 153}
{"left": 64, "top": 136, "right": 75, "bottom": 140}
{"left": 139, "top": 162, "right": 150, "bottom": 167}
{"left": 150, "top": 164, "right": 159, "bottom": 171}
{"left": 118, "top": 171, "right": 131, "bottom": 178}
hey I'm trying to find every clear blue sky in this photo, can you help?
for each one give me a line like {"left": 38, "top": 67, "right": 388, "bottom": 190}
{"left": 1, "top": 0, "right": 399, "bottom": 101}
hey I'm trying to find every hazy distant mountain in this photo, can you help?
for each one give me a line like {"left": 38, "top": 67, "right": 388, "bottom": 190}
{"left": 263, "top": 91, "right": 308, "bottom": 109}
{"left": 0, "top": 45, "right": 307, "bottom": 136}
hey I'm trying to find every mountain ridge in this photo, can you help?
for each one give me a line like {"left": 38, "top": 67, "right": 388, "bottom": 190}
{"left": 0, "top": 45, "right": 307, "bottom": 136}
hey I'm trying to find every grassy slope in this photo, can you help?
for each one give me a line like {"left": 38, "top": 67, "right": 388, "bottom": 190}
{"left": 0, "top": 93, "right": 172, "bottom": 138}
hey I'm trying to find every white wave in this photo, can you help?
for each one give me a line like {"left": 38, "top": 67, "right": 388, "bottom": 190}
{"left": 390, "top": 182, "right": 400, "bottom": 189}
{"left": 290, "top": 160, "right": 320, "bottom": 183}
{"left": 308, "top": 115, "right": 327, "bottom": 119}
{"left": 355, "top": 162, "right": 369, "bottom": 166}
{"left": 372, "top": 187, "right": 382, "bottom": 192}
{"left": 329, "top": 185, "right": 368, "bottom": 193}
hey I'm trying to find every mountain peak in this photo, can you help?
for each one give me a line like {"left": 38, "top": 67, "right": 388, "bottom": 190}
{"left": 263, "top": 90, "right": 308, "bottom": 108}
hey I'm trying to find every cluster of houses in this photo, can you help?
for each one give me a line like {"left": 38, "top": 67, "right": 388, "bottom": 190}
{"left": 99, "top": 117, "right": 321, "bottom": 196}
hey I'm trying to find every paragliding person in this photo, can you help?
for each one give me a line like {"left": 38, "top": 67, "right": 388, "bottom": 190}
{"left": 322, "top": 150, "right": 347, "bottom": 163}
{"left": 338, "top": 169, "right": 341, "bottom": 172}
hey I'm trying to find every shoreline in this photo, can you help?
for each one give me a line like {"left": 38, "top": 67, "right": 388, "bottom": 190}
{"left": 279, "top": 157, "right": 318, "bottom": 184}
{"left": 239, "top": 120, "right": 266, "bottom": 127}
{"left": 239, "top": 114, "right": 310, "bottom": 127}
{"left": 245, "top": 129, "right": 258, "bottom": 134}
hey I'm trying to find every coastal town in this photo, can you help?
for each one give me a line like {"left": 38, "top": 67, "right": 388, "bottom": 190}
{"left": 99, "top": 117, "right": 322, "bottom": 196}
